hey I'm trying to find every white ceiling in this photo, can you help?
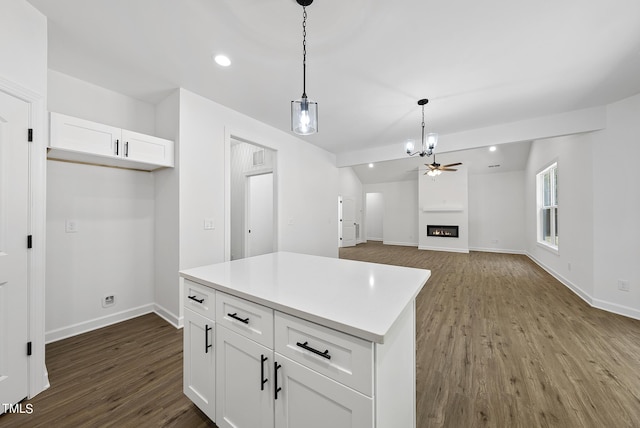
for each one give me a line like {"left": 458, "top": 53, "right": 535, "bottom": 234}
{"left": 27, "top": 0, "right": 640, "bottom": 163}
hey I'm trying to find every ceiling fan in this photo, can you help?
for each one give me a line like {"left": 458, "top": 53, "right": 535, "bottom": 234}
{"left": 424, "top": 153, "right": 462, "bottom": 176}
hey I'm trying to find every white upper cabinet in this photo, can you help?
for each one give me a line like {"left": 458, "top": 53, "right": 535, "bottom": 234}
{"left": 48, "top": 112, "right": 174, "bottom": 170}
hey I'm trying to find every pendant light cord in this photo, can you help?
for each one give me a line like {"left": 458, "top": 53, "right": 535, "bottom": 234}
{"left": 302, "top": 6, "right": 307, "bottom": 98}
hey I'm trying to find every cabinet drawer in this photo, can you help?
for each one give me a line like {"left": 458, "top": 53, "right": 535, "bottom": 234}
{"left": 275, "top": 312, "right": 373, "bottom": 397}
{"left": 216, "top": 292, "right": 274, "bottom": 348}
{"left": 184, "top": 279, "right": 215, "bottom": 320}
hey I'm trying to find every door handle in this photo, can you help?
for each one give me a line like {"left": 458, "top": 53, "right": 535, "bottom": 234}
{"left": 260, "top": 354, "right": 268, "bottom": 391}
{"left": 205, "top": 324, "right": 212, "bottom": 353}
{"left": 274, "top": 362, "right": 282, "bottom": 400}
{"left": 228, "top": 312, "right": 250, "bottom": 324}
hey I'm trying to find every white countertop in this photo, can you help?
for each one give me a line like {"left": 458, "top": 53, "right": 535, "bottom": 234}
{"left": 180, "top": 252, "right": 430, "bottom": 343}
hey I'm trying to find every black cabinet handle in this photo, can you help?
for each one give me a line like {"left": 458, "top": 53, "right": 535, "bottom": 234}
{"left": 274, "top": 362, "right": 282, "bottom": 400}
{"left": 205, "top": 324, "right": 212, "bottom": 354}
{"left": 228, "top": 312, "right": 249, "bottom": 324}
{"left": 124, "top": 141, "right": 129, "bottom": 157}
{"left": 188, "top": 295, "right": 204, "bottom": 304}
{"left": 296, "top": 341, "right": 331, "bottom": 360}
{"left": 260, "top": 354, "right": 268, "bottom": 391}
{"left": 115, "top": 139, "right": 119, "bottom": 155}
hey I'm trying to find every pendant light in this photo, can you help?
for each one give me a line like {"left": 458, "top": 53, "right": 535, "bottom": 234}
{"left": 291, "top": 0, "right": 318, "bottom": 135}
{"left": 405, "top": 98, "right": 438, "bottom": 157}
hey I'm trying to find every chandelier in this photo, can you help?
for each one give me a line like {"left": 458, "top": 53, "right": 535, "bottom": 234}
{"left": 405, "top": 99, "right": 438, "bottom": 157}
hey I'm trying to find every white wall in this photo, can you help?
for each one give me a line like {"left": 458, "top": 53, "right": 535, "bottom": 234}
{"left": 45, "top": 70, "right": 159, "bottom": 341}
{"left": 419, "top": 166, "right": 469, "bottom": 252}
{"left": 45, "top": 162, "right": 155, "bottom": 341}
{"left": 592, "top": 93, "right": 640, "bottom": 319}
{"left": 338, "top": 167, "right": 364, "bottom": 243}
{"left": 364, "top": 180, "right": 419, "bottom": 247}
{"left": 525, "top": 134, "right": 595, "bottom": 301}
{"left": 152, "top": 89, "right": 339, "bottom": 325}
{"left": 469, "top": 171, "right": 525, "bottom": 253}
{"left": 153, "top": 89, "right": 180, "bottom": 325}
{"left": 366, "top": 193, "right": 384, "bottom": 241}
{"left": 48, "top": 70, "right": 155, "bottom": 134}
{"left": 0, "top": 0, "right": 47, "bottom": 95}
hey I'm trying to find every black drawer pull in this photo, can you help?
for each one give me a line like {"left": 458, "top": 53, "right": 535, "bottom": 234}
{"left": 115, "top": 139, "right": 119, "bottom": 156}
{"left": 188, "top": 295, "right": 204, "bottom": 304}
{"left": 205, "top": 324, "right": 212, "bottom": 354}
{"left": 260, "top": 354, "right": 268, "bottom": 391}
{"left": 228, "top": 312, "right": 249, "bottom": 324}
{"left": 274, "top": 362, "right": 282, "bottom": 400}
{"left": 296, "top": 341, "right": 331, "bottom": 360}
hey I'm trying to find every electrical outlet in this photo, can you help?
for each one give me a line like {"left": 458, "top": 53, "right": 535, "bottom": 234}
{"left": 102, "top": 295, "right": 115, "bottom": 307}
{"left": 65, "top": 219, "right": 78, "bottom": 233}
{"left": 204, "top": 218, "right": 215, "bottom": 230}
{"left": 617, "top": 280, "right": 630, "bottom": 292}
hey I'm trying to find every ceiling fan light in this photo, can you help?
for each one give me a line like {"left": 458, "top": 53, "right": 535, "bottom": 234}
{"left": 291, "top": 97, "right": 318, "bottom": 135}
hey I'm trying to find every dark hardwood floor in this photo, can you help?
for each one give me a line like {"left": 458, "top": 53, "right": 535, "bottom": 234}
{"left": 341, "top": 242, "right": 640, "bottom": 427}
{"left": 3, "top": 242, "right": 640, "bottom": 427}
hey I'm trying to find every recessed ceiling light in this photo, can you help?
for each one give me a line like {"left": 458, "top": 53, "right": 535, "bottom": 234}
{"left": 368, "top": 163, "right": 374, "bottom": 168}
{"left": 489, "top": 146, "right": 497, "bottom": 152}
{"left": 214, "top": 54, "right": 231, "bottom": 67}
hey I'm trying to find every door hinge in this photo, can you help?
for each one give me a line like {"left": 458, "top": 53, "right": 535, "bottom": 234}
{"left": 27, "top": 342, "right": 32, "bottom": 356}
{"left": 27, "top": 235, "right": 32, "bottom": 249}
{"left": 28, "top": 128, "right": 33, "bottom": 142}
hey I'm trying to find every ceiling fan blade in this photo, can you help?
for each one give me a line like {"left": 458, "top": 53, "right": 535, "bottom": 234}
{"left": 440, "top": 168, "right": 458, "bottom": 171}
{"left": 426, "top": 164, "right": 437, "bottom": 170}
{"left": 442, "top": 162, "right": 462, "bottom": 168}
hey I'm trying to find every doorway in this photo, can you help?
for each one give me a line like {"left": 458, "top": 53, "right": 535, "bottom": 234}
{"left": 366, "top": 193, "right": 384, "bottom": 242}
{"left": 229, "top": 138, "right": 276, "bottom": 260}
{"left": 247, "top": 172, "right": 274, "bottom": 257}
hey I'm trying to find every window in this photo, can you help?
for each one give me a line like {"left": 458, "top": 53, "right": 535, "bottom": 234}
{"left": 537, "top": 163, "right": 558, "bottom": 250}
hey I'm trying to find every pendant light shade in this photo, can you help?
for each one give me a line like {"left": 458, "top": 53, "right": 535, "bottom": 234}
{"left": 291, "top": 0, "right": 318, "bottom": 135}
{"left": 291, "top": 96, "right": 318, "bottom": 135}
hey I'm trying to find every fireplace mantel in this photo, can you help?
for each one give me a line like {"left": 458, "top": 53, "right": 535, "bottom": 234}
{"left": 422, "top": 205, "right": 464, "bottom": 212}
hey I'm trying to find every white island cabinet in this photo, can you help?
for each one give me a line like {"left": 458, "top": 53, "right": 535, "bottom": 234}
{"left": 180, "top": 252, "right": 430, "bottom": 428}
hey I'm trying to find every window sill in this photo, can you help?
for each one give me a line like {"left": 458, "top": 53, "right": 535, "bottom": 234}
{"left": 537, "top": 241, "right": 559, "bottom": 255}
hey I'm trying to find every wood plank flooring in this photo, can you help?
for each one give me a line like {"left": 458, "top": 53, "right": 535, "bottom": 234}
{"left": 341, "top": 242, "right": 640, "bottom": 427}
{"left": 2, "top": 242, "right": 640, "bottom": 427}
{"left": 0, "top": 313, "right": 216, "bottom": 428}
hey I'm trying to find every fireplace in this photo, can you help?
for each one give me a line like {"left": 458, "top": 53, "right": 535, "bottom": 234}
{"left": 427, "top": 225, "right": 459, "bottom": 238}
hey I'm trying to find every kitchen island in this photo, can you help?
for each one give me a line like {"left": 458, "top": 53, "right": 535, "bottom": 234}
{"left": 180, "top": 251, "right": 430, "bottom": 428}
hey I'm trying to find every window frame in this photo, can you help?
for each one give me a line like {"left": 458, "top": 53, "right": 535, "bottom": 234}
{"left": 536, "top": 162, "right": 559, "bottom": 253}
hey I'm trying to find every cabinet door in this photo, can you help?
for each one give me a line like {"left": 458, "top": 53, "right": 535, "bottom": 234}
{"left": 183, "top": 308, "right": 216, "bottom": 420}
{"left": 216, "top": 325, "right": 274, "bottom": 428}
{"left": 121, "top": 129, "right": 174, "bottom": 167}
{"left": 50, "top": 112, "right": 120, "bottom": 158}
{"left": 274, "top": 355, "right": 373, "bottom": 428}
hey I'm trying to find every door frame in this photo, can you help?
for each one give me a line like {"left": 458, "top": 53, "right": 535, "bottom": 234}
{"left": 224, "top": 127, "right": 278, "bottom": 261}
{"left": 0, "top": 75, "right": 48, "bottom": 398}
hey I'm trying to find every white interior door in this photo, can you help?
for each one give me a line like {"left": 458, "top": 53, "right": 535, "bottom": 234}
{"left": 247, "top": 173, "right": 274, "bottom": 257}
{"left": 341, "top": 196, "right": 356, "bottom": 247}
{"left": 0, "top": 90, "right": 30, "bottom": 412}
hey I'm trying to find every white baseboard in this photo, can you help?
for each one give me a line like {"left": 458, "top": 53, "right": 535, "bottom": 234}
{"left": 383, "top": 241, "right": 418, "bottom": 247}
{"left": 526, "top": 252, "right": 640, "bottom": 322}
{"left": 154, "top": 303, "right": 181, "bottom": 328}
{"left": 418, "top": 245, "right": 469, "bottom": 254}
{"left": 45, "top": 303, "right": 155, "bottom": 344}
{"left": 469, "top": 247, "right": 526, "bottom": 255}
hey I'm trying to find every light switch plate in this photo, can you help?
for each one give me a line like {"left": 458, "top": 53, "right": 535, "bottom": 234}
{"left": 204, "top": 218, "right": 215, "bottom": 230}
